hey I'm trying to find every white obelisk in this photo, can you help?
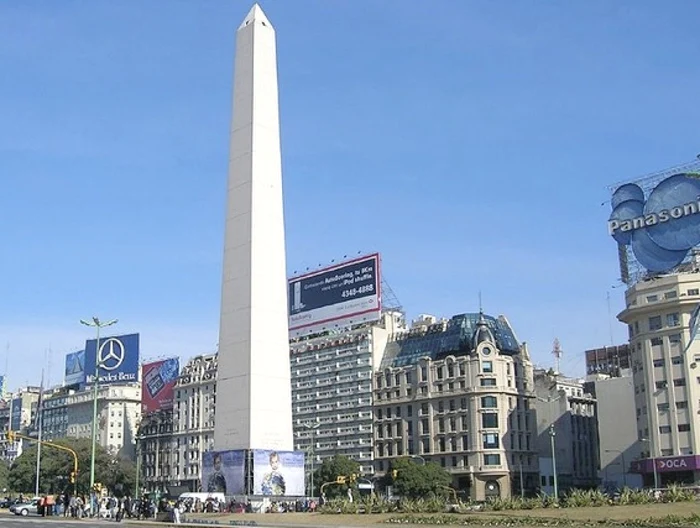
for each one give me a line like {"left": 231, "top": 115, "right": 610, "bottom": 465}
{"left": 214, "top": 4, "right": 293, "bottom": 452}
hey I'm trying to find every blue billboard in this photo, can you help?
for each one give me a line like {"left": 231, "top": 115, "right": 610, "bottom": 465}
{"left": 64, "top": 350, "right": 86, "bottom": 386}
{"left": 253, "top": 450, "right": 305, "bottom": 497}
{"left": 84, "top": 333, "right": 140, "bottom": 385}
{"left": 288, "top": 253, "right": 381, "bottom": 338}
{"left": 609, "top": 173, "right": 700, "bottom": 273}
{"left": 202, "top": 450, "right": 245, "bottom": 495}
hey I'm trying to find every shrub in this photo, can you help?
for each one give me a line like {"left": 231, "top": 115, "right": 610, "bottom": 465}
{"left": 661, "top": 484, "right": 695, "bottom": 503}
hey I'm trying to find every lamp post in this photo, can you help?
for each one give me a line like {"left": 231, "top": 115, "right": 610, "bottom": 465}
{"left": 519, "top": 454, "right": 525, "bottom": 498}
{"left": 409, "top": 455, "right": 426, "bottom": 466}
{"left": 604, "top": 449, "right": 627, "bottom": 488}
{"left": 303, "top": 422, "right": 320, "bottom": 497}
{"left": 549, "top": 424, "right": 558, "bottom": 500}
{"left": 80, "top": 317, "right": 118, "bottom": 514}
{"left": 641, "top": 438, "right": 659, "bottom": 489}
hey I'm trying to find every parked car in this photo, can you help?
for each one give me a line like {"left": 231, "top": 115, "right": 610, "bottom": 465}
{"left": 10, "top": 498, "right": 40, "bottom": 516}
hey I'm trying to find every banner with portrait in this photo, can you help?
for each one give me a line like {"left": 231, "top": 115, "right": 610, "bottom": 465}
{"left": 253, "top": 450, "right": 305, "bottom": 497}
{"left": 201, "top": 450, "right": 245, "bottom": 496}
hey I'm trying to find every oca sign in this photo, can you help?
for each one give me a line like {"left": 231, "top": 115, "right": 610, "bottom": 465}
{"left": 658, "top": 458, "right": 687, "bottom": 470}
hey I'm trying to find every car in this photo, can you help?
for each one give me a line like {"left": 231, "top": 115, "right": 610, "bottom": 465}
{"left": 11, "top": 498, "right": 40, "bottom": 516}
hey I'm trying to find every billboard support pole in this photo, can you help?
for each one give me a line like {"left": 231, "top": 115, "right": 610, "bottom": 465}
{"left": 80, "top": 317, "right": 118, "bottom": 516}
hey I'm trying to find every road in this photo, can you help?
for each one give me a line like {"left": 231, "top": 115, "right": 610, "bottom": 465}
{"left": 0, "top": 512, "right": 112, "bottom": 527}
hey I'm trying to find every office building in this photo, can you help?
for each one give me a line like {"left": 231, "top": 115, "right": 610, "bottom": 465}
{"left": 618, "top": 272, "right": 700, "bottom": 486}
{"left": 534, "top": 370, "right": 598, "bottom": 494}
{"left": 290, "top": 311, "right": 403, "bottom": 477}
{"left": 374, "top": 312, "right": 537, "bottom": 501}
{"left": 585, "top": 344, "right": 631, "bottom": 378}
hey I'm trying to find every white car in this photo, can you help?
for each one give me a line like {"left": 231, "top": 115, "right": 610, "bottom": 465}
{"left": 10, "top": 498, "right": 39, "bottom": 516}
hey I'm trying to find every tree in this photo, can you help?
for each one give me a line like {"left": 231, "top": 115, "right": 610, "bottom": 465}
{"left": 386, "top": 458, "right": 452, "bottom": 499}
{"left": 314, "top": 455, "right": 360, "bottom": 498}
{"left": 8, "top": 437, "right": 136, "bottom": 496}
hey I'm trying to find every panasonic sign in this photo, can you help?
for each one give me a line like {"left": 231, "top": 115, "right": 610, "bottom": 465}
{"left": 608, "top": 173, "right": 700, "bottom": 273}
{"left": 608, "top": 199, "right": 700, "bottom": 235}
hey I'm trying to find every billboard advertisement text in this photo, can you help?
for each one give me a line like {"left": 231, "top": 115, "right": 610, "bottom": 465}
{"left": 202, "top": 450, "right": 245, "bottom": 495}
{"left": 288, "top": 253, "right": 380, "bottom": 337}
{"left": 84, "top": 333, "right": 140, "bottom": 385}
{"left": 253, "top": 450, "right": 305, "bottom": 496}
{"left": 64, "top": 350, "right": 86, "bottom": 386}
{"left": 142, "top": 358, "right": 180, "bottom": 414}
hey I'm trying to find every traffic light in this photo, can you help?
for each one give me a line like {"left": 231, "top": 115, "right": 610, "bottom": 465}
{"left": 5, "top": 431, "right": 15, "bottom": 442}
{"left": 350, "top": 473, "right": 357, "bottom": 483}
{"left": 70, "top": 472, "right": 77, "bottom": 484}
{"left": 336, "top": 476, "right": 347, "bottom": 484}
{"left": 392, "top": 469, "right": 398, "bottom": 479}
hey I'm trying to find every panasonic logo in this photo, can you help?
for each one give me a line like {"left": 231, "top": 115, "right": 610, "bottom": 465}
{"left": 608, "top": 199, "right": 700, "bottom": 235}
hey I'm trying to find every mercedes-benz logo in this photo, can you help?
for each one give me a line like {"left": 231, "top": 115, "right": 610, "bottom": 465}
{"left": 98, "top": 338, "right": 125, "bottom": 371}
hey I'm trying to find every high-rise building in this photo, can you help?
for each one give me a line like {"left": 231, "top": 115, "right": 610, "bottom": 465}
{"left": 215, "top": 3, "right": 293, "bottom": 453}
{"left": 533, "top": 370, "right": 598, "bottom": 494}
{"left": 618, "top": 272, "right": 700, "bottom": 486}
{"left": 374, "top": 312, "right": 537, "bottom": 501}
{"left": 290, "top": 311, "right": 403, "bottom": 478}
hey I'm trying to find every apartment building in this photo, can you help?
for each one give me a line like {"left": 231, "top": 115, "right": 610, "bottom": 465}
{"left": 619, "top": 272, "right": 700, "bottom": 486}
{"left": 290, "top": 311, "right": 403, "bottom": 476}
{"left": 534, "top": 370, "right": 599, "bottom": 494}
{"left": 374, "top": 312, "right": 537, "bottom": 501}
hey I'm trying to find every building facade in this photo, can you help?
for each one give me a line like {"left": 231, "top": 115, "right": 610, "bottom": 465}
{"left": 618, "top": 272, "right": 700, "bottom": 486}
{"left": 290, "top": 311, "right": 403, "bottom": 478}
{"left": 584, "top": 372, "right": 643, "bottom": 490}
{"left": 374, "top": 312, "right": 537, "bottom": 501}
{"left": 534, "top": 370, "right": 598, "bottom": 494}
{"left": 38, "top": 384, "right": 141, "bottom": 459}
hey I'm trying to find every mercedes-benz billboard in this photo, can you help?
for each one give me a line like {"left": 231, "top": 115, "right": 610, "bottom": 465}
{"left": 288, "top": 253, "right": 381, "bottom": 338}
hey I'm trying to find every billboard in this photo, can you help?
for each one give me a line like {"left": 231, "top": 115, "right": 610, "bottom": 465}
{"left": 253, "top": 450, "right": 305, "bottom": 497}
{"left": 288, "top": 253, "right": 381, "bottom": 337}
{"left": 142, "top": 358, "right": 180, "bottom": 414}
{"left": 64, "top": 350, "right": 86, "bottom": 386}
{"left": 201, "top": 450, "right": 245, "bottom": 495}
{"left": 84, "top": 333, "right": 140, "bottom": 385}
{"left": 608, "top": 169, "right": 700, "bottom": 281}
{"left": 10, "top": 397, "right": 22, "bottom": 430}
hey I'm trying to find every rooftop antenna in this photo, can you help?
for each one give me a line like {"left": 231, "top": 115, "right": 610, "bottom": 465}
{"left": 478, "top": 291, "right": 483, "bottom": 314}
{"left": 552, "top": 338, "right": 563, "bottom": 375}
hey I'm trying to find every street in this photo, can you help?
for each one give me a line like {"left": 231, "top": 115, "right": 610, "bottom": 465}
{"left": 0, "top": 511, "right": 113, "bottom": 527}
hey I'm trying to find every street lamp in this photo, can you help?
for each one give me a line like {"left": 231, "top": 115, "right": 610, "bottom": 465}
{"left": 409, "top": 455, "right": 426, "bottom": 466}
{"left": 80, "top": 316, "right": 118, "bottom": 514}
{"left": 604, "top": 449, "right": 627, "bottom": 488}
{"left": 640, "top": 438, "right": 659, "bottom": 489}
{"left": 303, "top": 422, "right": 320, "bottom": 497}
{"left": 549, "top": 424, "right": 558, "bottom": 500}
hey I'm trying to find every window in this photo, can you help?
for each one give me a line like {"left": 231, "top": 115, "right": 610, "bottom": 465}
{"left": 421, "top": 439, "right": 429, "bottom": 454}
{"left": 665, "top": 291, "right": 678, "bottom": 299}
{"left": 688, "top": 288, "right": 700, "bottom": 296}
{"left": 421, "top": 403, "right": 429, "bottom": 415}
{"left": 437, "top": 367, "right": 444, "bottom": 380}
{"left": 482, "top": 413, "right": 498, "bottom": 428}
{"left": 407, "top": 421, "right": 413, "bottom": 435}
{"left": 672, "top": 356, "right": 683, "bottom": 365}
{"left": 649, "top": 316, "right": 662, "bottom": 331}
{"left": 678, "top": 424, "right": 691, "bottom": 432}
{"left": 483, "top": 433, "right": 499, "bottom": 449}
{"left": 377, "top": 409, "right": 383, "bottom": 420}
{"left": 447, "top": 364, "right": 454, "bottom": 378}
{"left": 482, "top": 361, "right": 493, "bottom": 373}
{"left": 484, "top": 454, "right": 501, "bottom": 466}
{"left": 439, "top": 420, "right": 445, "bottom": 433}
{"left": 655, "top": 381, "right": 667, "bottom": 390}
{"left": 439, "top": 438, "right": 445, "bottom": 452}
{"left": 438, "top": 401, "right": 445, "bottom": 413}
{"left": 396, "top": 407, "right": 401, "bottom": 418}
{"left": 450, "top": 417, "right": 456, "bottom": 432}
{"left": 480, "top": 378, "right": 497, "bottom": 387}
{"left": 459, "top": 363, "right": 466, "bottom": 376}
{"left": 421, "top": 419, "right": 429, "bottom": 434}
{"left": 667, "top": 313, "right": 680, "bottom": 327}
{"left": 460, "top": 397, "right": 468, "bottom": 410}
{"left": 653, "top": 359, "right": 665, "bottom": 368}
{"left": 670, "top": 334, "right": 682, "bottom": 345}
{"left": 421, "top": 366, "right": 427, "bottom": 381}
{"left": 481, "top": 396, "right": 497, "bottom": 408}
{"left": 387, "top": 408, "right": 392, "bottom": 419}
{"left": 449, "top": 399, "right": 456, "bottom": 412}
{"left": 674, "top": 378, "right": 686, "bottom": 387}
{"left": 657, "top": 403, "right": 669, "bottom": 412}
{"left": 659, "top": 425, "right": 671, "bottom": 434}
{"left": 651, "top": 337, "right": 663, "bottom": 346}
{"left": 407, "top": 405, "right": 413, "bottom": 417}
{"left": 676, "top": 401, "right": 688, "bottom": 409}
{"left": 647, "top": 295, "right": 658, "bottom": 302}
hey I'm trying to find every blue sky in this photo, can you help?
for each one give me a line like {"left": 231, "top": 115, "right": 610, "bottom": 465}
{"left": 2, "top": 1, "right": 700, "bottom": 391}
